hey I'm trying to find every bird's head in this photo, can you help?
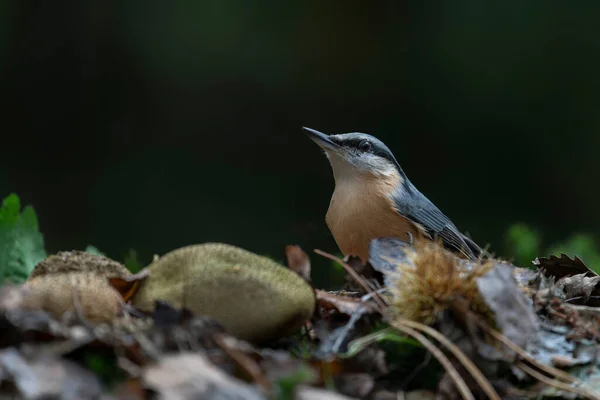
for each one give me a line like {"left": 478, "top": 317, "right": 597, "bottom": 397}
{"left": 303, "top": 127, "right": 403, "bottom": 182}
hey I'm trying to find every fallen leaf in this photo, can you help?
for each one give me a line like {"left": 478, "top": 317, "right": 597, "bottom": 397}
{"left": 285, "top": 245, "right": 311, "bottom": 282}
{"left": 214, "top": 333, "right": 271, "bottom": 391}
{"left": 533, "top": 254, "right": 597, "bottom": 279}
{"left": 368, "top": 238, "right": 414, "bottom": 285}
{"left": 512, "top": 267, "right": 537, "bottom": 287}
{"left": 313, "top": 290, "right": 379, "bottom": 357}
{"left": 150, "top": 300, "right": 194, "bottom": 329}
{"left": 315, "top": 290, "right": 376, "bottom": 316}
{"left": 314, "top": 302, "right": 375, "bottom": 359}
{"left": 0, "top": 348, "right": 102, "bottom": 400}
{"left": 0, "top": 284, "right": 28, "bottom": 311}
{"left": 556, "top": 274, "right": 600, "bottom": 304}
{"left": 562, "top": 303, "right": 600, "bottom": 324}
{"left": 334, "top": 372, "right": 374, "bottom": 398}
{"left": 133, "top": 302, "right": 226, "bottom": 356}
{"left": 527, "top": 326, "right": 599, "bottom": 370}
{"left": 109, "top": 268, "right": 150, "bottom": 302}
{"left": 476, "top": 263, "right": 540, "bottom": 350}
{"left": 142, "top": 352, "right": 264, "bottom": 400}
{"left": 295, "top": 384, "right": 358, "bottom": 400}
{"left": 111, "top": 378, "right": 146, "bottom": 400}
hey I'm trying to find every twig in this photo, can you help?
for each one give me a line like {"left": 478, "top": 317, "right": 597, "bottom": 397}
{"left": 122, "top": 307, "right": 161, "bottom": 361}
{"left": 314, "top": 249, "right": 387, "bottom": 311}
{"left": 547, "top": 308, "right": 569, "bottom": 321}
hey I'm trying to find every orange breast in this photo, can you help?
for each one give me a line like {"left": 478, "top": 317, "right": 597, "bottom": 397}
{"left": 325, "top": 176, "right": 422, "bottom": 262}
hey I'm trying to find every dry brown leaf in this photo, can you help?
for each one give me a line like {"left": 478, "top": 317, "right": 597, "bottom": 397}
{"left": 109, "top": 268, "right": 150, "bottom": 303}
{"left": 315, "top": 289, "right": 376, "bottom": 316}
{"left": 285, "top": 245, "right": 311, "bottom": 282}
{"left": 111, "top": 378, "right": 146, "bottom": 400}
{"left": 556, "top": 274, "right": 600, "bottom": 304}
{"left": 533, "top": 254, "right": 597, "bottom": 279}
{"left": 214, "top": 333, "right": 271, "bottom": 392}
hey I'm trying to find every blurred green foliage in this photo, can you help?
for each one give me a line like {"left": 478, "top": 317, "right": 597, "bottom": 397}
{"left": 547, "top": 234, "right": 600, "bottom": 271}
{"left": 506, "top": 223, "right": 600, "bottom": 272}
{"left": 0, "top": 193, "right": 46, "bottom": 283}
{"left": 505, "top": 224, "right": 542, "bottom": 267}
{"left": 81, "top": 352, "right": 126, "bottom": 390}
{"left": 123, "top": 248, "right": 143, "bottom": 272}
{"left": 84, "top": 245, "right": 105, "bottom": 256}
{"left": 328, "top": 254, "right": 347, "bottom": 288}
{"left": 272, "top": 363, "right": 317, "bottom": 400}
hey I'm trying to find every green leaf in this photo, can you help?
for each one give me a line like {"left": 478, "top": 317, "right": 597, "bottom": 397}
{"left": 273, "top": 363, "right": 317, "bottom": 400}
{"left": 0, "top": 193, "right": 20, "bottom": 225}
{"left": 0, "top": 193, "right": 47, "bottom": 283}
{"left": 340, "top": 327, "right": 421, "bottom": 359}
{"left": 505, "top": 223, "right": 541, "bottom": 267}
{"left": 82, "top": 352, "right": 126, "bottom": 389}
{"left": 124, "top": 248, "right": 143, "bottom": 272}
{"left": 84, "top": 245, "right": 105, "bottom": 256}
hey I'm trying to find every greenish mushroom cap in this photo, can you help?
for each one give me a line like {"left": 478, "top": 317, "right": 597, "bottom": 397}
{"left": 132, "top": 243, "right": 316, "bottom": 342}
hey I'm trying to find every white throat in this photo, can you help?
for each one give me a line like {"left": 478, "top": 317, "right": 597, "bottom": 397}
{"left": 325, "top": 151, "right": 397, "bottom": 182}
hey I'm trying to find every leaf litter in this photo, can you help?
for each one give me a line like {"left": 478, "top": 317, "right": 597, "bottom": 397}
{"left": 0, "top": 233, "right": 600, "bottom": 399}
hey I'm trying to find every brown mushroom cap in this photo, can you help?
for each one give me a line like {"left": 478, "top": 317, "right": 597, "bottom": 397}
{"left": 22, "top": 251, "right": 131, "bottom": 324}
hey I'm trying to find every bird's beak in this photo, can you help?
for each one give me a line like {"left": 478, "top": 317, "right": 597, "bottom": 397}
{"left": 303, "top": 127, "right": 340, "bottom": 151}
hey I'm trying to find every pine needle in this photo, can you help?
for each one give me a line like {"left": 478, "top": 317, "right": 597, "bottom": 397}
{"left": 396, "top": 318, "right": 500, "bottom": 400}
{"left": 516, "top": 361, "right": 599, "bottom": 400}
{"left": 389, "top": 321, "right": 475, "bottom": 400}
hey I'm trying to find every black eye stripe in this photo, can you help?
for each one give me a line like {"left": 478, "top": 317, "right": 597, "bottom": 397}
{"left": 343, "top": 138, "right": 371, "bottom": 149}
{"left": 354, "top": 141, "right": 393, "bottom": 161}
{"left": 333, "top": 133, "right": 404, "bottom": 175}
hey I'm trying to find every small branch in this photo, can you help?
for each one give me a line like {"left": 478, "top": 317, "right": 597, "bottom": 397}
{"left": 314, "top": 249, "right": 387, "bottom": 312}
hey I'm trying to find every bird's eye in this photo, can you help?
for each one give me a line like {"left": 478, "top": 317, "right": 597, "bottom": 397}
{"left": 358, "top": 140, "right": 372, "bottom": 152}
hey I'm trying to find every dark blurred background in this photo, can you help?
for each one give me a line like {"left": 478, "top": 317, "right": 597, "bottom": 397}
{"left": 1, "top": 2, "right": 599, "bottom": 283}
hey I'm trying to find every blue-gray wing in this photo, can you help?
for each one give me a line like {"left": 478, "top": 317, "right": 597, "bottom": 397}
{"left": 392, "top": 185, "right": 481, "bottom": 260}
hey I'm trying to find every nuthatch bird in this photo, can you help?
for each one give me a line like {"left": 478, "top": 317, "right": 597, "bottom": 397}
{"left": 304, "top": 127, "right": 482, "bottom": 262}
